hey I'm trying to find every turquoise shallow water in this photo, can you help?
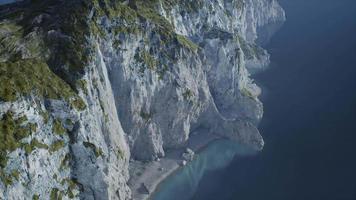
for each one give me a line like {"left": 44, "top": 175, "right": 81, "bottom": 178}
{"left": 152, "top": 140, "right": 257, "bottom": 200}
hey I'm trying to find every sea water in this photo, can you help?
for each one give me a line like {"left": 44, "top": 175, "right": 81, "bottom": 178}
{"left": 152, "top": 140, "right": 257, "bottom": 200}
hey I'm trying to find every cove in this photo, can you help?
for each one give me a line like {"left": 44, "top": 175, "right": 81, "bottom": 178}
{"left": 151, "top": 139, "right": 257, "bottom": 200}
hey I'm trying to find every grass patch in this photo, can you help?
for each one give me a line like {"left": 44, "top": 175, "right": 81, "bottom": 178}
{"left": 176, "top": 34, "right": 198, "bottom": 52}
{"left": 50, "top": 140, "right": 65, "bottom": 153}
{"left": 240, "top": 87, "right": 254, "bottom": 99}
{"left": 141, "top": 50, "right": 157, "bottom": 70}
{"left": 23, "top": 139, "right": 49, "bottom": 155}
{"left": 50, "top": 188, "right": 63, "bottom": 200}
{"left": 60, "top": 153, "right": 71, "bottom": 170}
{"left": 76, "top": 79, "right": 88, "bottom": 95}
{"left": 0, "top": 59, "right": 77, "bottom": 102}
{"left": 70, "top": 98, "right": 87, "bottom": 111}
{"left": 11, "top": 170, "right": 20, "bottom": 181}
{"left": 53, "top": 119, "right": 66, "bottom": 136}
{"left": 0, "top": 112, "right": 36, "bottom": 168}
{"left": 83, "top": 142, "right": 103, "bottom": 158}
{"left": 0, "top": 169, "right": 20, "bottom": 187}
{"left": 0, "top": 170, "right": 13, "bottom": 187}
{"left": 32, "top": 195, "right": 39, "bottom": 200}
{"left": 40, "top": 110, "right": 50, "bottom": 124}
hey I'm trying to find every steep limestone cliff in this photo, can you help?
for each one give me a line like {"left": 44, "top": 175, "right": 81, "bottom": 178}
{"left": 0, "top": 0, "right": 284, "bottom": 199}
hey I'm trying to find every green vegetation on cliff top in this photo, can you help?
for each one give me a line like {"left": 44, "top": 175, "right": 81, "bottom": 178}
{"left": 0, "top": 111, "right": 37, "bottom": 168}
{"left": 0, "top": 0, "right": 198, "bottom": 103}
{"left": 0, "top": 59, "right": 75, "bottom": 101}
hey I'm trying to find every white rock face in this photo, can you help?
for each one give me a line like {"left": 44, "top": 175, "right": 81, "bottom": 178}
{"left": 182, "top": 148, "right": 195, "bottom": 162}
{"left": 0, "top": 0, "right": 284, "bottom": 199}
{"left": 105, "top": 0, "right": 284, "bottom": 160}
{"left": 0, "top": 43, "right": 131, "bottom": 199}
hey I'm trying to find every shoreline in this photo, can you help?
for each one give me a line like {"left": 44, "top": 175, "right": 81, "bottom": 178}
{"left": 128, "top": 131, "right": 220, "bottom": 200}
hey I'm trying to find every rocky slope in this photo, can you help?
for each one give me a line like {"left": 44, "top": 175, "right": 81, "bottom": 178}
{"left": 0, "top": 0, "right": 284, "bottom": 199}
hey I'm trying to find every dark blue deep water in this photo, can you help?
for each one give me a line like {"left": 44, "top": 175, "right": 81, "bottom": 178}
{"left": 191, "top": 0, "right": 356, "bottom": 200}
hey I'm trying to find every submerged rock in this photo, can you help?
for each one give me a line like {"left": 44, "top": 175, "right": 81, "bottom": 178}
{"left": 182, "top": 148, "right": 195, "bottom": 162}
{"left": 180, "top": 160, "right": 188, "bottom": 166}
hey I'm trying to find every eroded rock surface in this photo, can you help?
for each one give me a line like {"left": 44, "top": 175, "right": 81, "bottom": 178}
{"left": 0, "top": 0, "right": 284, "bottom": 199}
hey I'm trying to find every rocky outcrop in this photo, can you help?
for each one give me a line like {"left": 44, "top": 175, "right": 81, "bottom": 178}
{"left": 0, "top": 0, "right": 284, "bottom": 199}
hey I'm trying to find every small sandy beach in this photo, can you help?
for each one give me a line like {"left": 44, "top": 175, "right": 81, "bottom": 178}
{"left": 128, "top": 131, "right": 220, "bottom": 200}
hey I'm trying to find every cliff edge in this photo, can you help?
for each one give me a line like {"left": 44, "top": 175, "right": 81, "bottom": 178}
{"left": 0, "top": 0, "right": 285, "bottom": 199}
